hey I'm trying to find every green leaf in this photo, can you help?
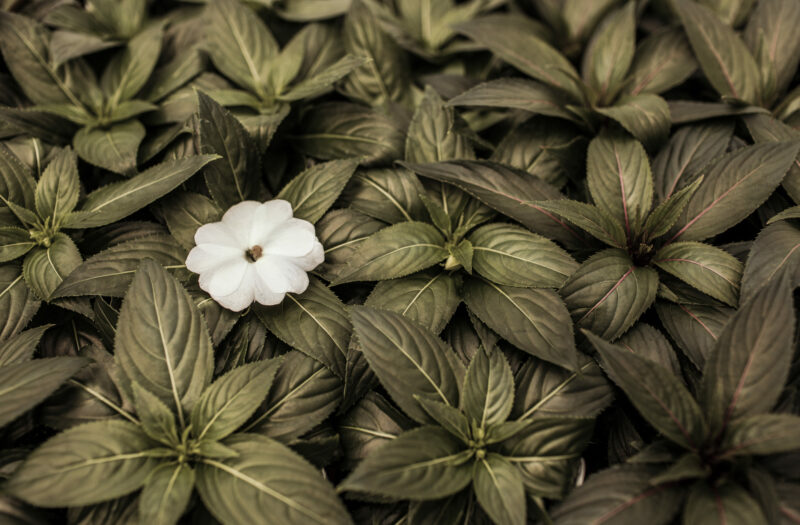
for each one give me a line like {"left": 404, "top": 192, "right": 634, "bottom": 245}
{"left": 407, "top": 85, "right": 474, "bottom": 163}
{"left": 0, "top": 144, "right": 36, "bottom": 212}
{"left": 160, "top": 191, "right": 222, "bottom": 250}
{"left": 617, "top": 323, "right": 681, "bottom": 376}
{"left": 700, "top": 274, "right": 795, "bottom": 435}
{"left": 293, "top": 102, "right": 405, "bottom": 165}
{"left": 0, "top": 356, "right": 88, "bottom": 428}
{"left": 653, "top": 241, "right": 742, "bottom": 306}
{"left": 191, "top": 359, "right": 281, "bottom": 442}
{"left": 0, "top": 264, "right": 40, "bottom": 342}
{"left": 415, "top": 397, "right": 471, "bottom": 443}
{"left": 365, "top": 271, "right": 460, "bottom": 334}
{"left": 404, "top": 160, "right": 584, "bottom": 248}
{"left": 339, "top": 426, "right": 472, "bottom": 500}
{"left": 550, "top": 464, "right": 685, "bottom": 525}
{"left": 528, "top": 199, "right": 627, "bottom": 248}
{"left": 341, "top": 0, "right": 410, "bottom": 106}
{"left": 341, "top": 167, "right": 427, "bottom": 224}
{"left": 463, "top": 278, "right": 579, "bottom": 371}
{"left": 649, "top": 453, "right": 708, "bottom": 485}
{"left": 0, "top": 324, "right": 50, "bottom": 366}
{"left": 668, "top": 100, "right": 768, "bottom": 125}
{"left": 642, "top": 176, "right": 704, "bottom": 241}
{"left": 587, "top": 129, "right": 653, "bottom": 238}
{"left": 74, "top": 120, "right": 145, "bottom": 176}
{"left": 350, "top": 306, "right": 465, "bottom": 424}
{"left": 670, "top": 142, "right": 800, "bottom": 242}
{"left": 204, "top": 0, "right": 278, "bottom": 97}
{"left": 683, "top": 482, "right": 768, "bottom": 525}
{"left": 741, "top": 221, "right": 800, "bottom": 303}
{"left": 52, "top": 234, "right": 188, "bottom": 299}
{"left": 656, "top": 301, "right": 733, "bottom": 369}
{"left": 67, "top": 155, "right": 217, "bottom": 228}
{"left": 596, "top": 94, "right": 671, "bottom": 151}
{"left": 280, "top": 54, "right": 369, "bottom": 102}
{"left": 720, "top": 414, "right": 800, "bottom": 458}
{"left": 474, "top": 454, "right": 526, "bottom": 525}
{"left": 513, "top": 357, "right": 613, "bottom": 420}
{"left": 449, "top": 239, "right": 473, "bottom": 274}
{"left": 0, "top": 227, "right": 35, "bottom": 263}
{"left": 194, "top": 91, "right": 258, "bottom": 210}
{"left": 463, "top": 346, "right": 514, "bottom": 428}
{"left": 333, "top": 221, "right": 447, "bottom": 285}
{"left": 132, "top": 381, "right": 179, "bottom": 446}
{"left": 245, "top": 350, "right": 342, "bottom": 441}
{"left": 743, "top": 0, "right": 800, "bottom": 99}
{"left": 742, "top": 113, "right": 800, "bottom": 204}
{"left": 138, "top": 462, "right": 195, "bottom": 525}
{"left": 6, "top": 420, "right": 160, "bottom": 507}
{"left": 101, "top": 26, "right": 162, "bottom": 106}
{"left": 198, "top": 434, "right": 352, "bottom": 525}
{"left": 560, "top": 249, "right": 658, "bottom": 341}
{"left": 586, "top": 331, "right": 707, "bottom": 451}
{"left": 581, "top": 2, "right": 635, "bottom": 105}
{"left": 115, "top": 259, "right": 213, "bottom": 427}
{"left": 34, "top": 147, "right": 80, "bottom": 221}
{"left": 339, "top": 391, "right": 411, "bottom": 468}
{"left": 673, "top": 0, "right": 761, "bottom": 104}
{"left": 255, "top": 277, "right": 349, "bottom": 379}
{"left": 624, "top": 29, "right": 697, "bottom": 96}
{"left": 447, "top": 79, "right": 576, "bottom": 122}
{"left": 455, "top": 15, "right": 583, "bottom": 101}
{"left": 22, "top": 233, "right": 82, "bottom": 301}
{"left": 277, "top": 158, "right": 359, "bottom": 224}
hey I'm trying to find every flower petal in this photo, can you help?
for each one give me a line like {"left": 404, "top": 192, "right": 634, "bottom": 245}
{"left": 249, "top": 200, "right": 294, "bottom": 246}
{"left": 185, "top": 244, "right": 243, "bottom": 274}
{"left": 220, "top": 201, "right": 262, "bottom": 246}
{"left": 254, "top": 255, "right": 310, "bottom": 295}
{"left": 291, "top": 240, "right": 325, "bottom": 271}
{"left": 213, "top": 266, "right": 256, "bottom": 311}
{"left": 253, "top": 275, "right": 286, "bottom": 306}
{"left": 199, "top": 257, "right": 249, "bottom": 298}
{"left": 262, "top": 219, "right": 316, "bottom": 257}
{"left": 194, "top": 222, "right": 243, "bottom": 249}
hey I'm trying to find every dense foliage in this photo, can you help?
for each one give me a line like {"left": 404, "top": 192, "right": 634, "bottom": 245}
{"left": 1, "top": 0, "right": 800, "bottom": 523}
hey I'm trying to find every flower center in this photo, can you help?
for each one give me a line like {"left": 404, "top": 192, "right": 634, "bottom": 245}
{"left": 245, "top": 245, "right": 263, "bottom": 262}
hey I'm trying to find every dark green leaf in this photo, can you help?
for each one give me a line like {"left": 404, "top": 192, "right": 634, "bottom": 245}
{"left": 463, "top": 346, "right": 514, "bottom": 428}
{"left": 683, "top": 482, "right": 768, "bottom": 525}
{"left": 34, "top": 147, "right": 79, "bottom": 221}
{"left": 624, "top": 29, "right": 697, "bottom": 96}
{"left": 720, "top": 414, "right": 800, "bottom": 458}
{"left": 447, "top": 79, "right": 576, "bottom": 122}
{"left": 101, "top": 26, "right": 162, "bottom": 106}
{"left": 341, "top": 167, "right": 427, "bottom": 224}
{"left": 474, "top": 454, "right": 526, "bottom": 525}
{"left": 743, "top": 0, "right": 800, "bottom": 99}
{"left": 529, "top": 199, "right": 626, "bottom": 248}
{"left": 407, "top": 85, "right": 474, "bottom": 163}
{"left": 653, "top": 241, "right": 742, "bottom": 306}
{"left": 596, "top": 94, "right": 671, "bottom": 150}
{"left": 277, "top": 159, "right": 359, "bottom": 224}
{"left": 656, "top": 301, "right": 733, "bottom": 369}
{"left": 22, "top": 233, "right": 82, "bottom": 301}
{"left": 581, "top": 2, "right": 635, "bottom": 105}
{"left": 138, "top": 462, "right": 195, "bottom": 525}
{"left": 73, "top": 120, "right": 145, "bottom": 176}
{"left": 617, "top": 323, "right": 681, "bottom": 376}
{"left": 132, "top": 381, "right": 179, "bottom": 446}
{"left": 0, "top": 264, "right": 40, "bottom": 342}
{"left": 0, "top": 324, "right": 50, "bottom": 366}
{"left": 0, "top": 227, "right": 35, "bottom": 263}
{"left": 741, "top": 221, "right": 800, "bottom": 303}
{"left": 642, "top": 176, "right": 703, "bottom": 241}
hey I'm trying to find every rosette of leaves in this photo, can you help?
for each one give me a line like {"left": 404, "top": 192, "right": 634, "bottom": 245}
{"left": 0, "top": 143, "right": 215, "bottom": 302}
{"left": 6, "top": 260, "right": 352, "bottom": 525}
{"left": 552, "top": 274, "right": 800, "bottom": 524}
{"left": 338, "top": 306, "right": 612, "bottom": 525}
{"left": 529, "top": 128, "right": 800, "bottom": 343}
{"left": 448, "top": 0, "right": 697, "bottom": 149}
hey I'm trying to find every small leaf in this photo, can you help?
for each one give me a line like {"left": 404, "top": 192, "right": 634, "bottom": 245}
{"left": 0, "top": 324, "right": 50, "bottom": 366}
{"left": 529, "top": 199, "right": 626, "bottom": 248}
{"left": 277, "top": 158, "right": 359, "bottom": 224}
{"left": 720, "top": 414, "right": 800, "bottom": 458}
{"left": 0, "top": 227, "right": 36, "bottom": 263}
{"left": 0, "top": 143, "right": 36, "bottom": 210}
{"left": 447, "top": 78, "right": 576, "bottom": 122}
{"left": 0, "top": 264, "right": 40, "bottom": 342}
{"left": 416, "top": 397, "right": 471, "bottom": 443}
{"left": 350, "top": 306, "right": 465, "bottom": 424}
{"left": 339, "top": 426, "right": 472, "bottom": 500}
{"left": 463, "top": 346, "right": 514, "bottom": 428}
{"left": 474, "top": 455, "right": 526, "bottom": 525}
{"left": 197, "top": 434, "right": 351, "bottom": 525}
{"left": 68, "top": 155, "right": 217, "bottom": 228}
{"left": 741, "top": 221, "right": 800, "bottom": 303}
{"left": 74, "top": 120, "right": 145, "bottom": 176}
{"left": 191, "top": 359, "right": 282, "bottom": 442}
{"left": 34, "top": 147, "right": 79, "bottom": 221}
{"left": 463, "top": 277, "right": 579, "bottom": 371}
{"left": 407, "top": 85, "right": 474, "bottom": 164}
{"left": 333, "top": 222, "right": 448, "bottom": 285}
{"left": 673, "top": 0, "right": 761, "bottom": 104}
{"left": 22, "top": 233, "right": 82, "bottom": 301}
{"left": 581, "top": 2, "right": 635, "bottom": 105}
{"left": 560, "top": 249, "right": 658, "bottom": 341}
{"left": 138, "top": 462, "right": 195, "bottom": 525}
{"left": 0, "top": 356, "right": 88, "bottom": 428}
{"left": 656, "top": 301, "right": 733, "bottom": 369}
{"left": 624, "top": 28, "right": 697, "bottom": 96}
{"left": 596, "top": 94, "right": 671, "bottom": 150}
{"left": 341, "top": 167, "right": 427, "bottom": 224}
{"left": 449, "top": 239, "right": 473, "bottom": 274}
{"left": 132, "top": 381, "right": 179, "bottom": 446}
{"left": 160, "top": 191, "right": 222, "bottom": 250}
{"left": 642, "top": 176, "right": 703, "bottom": 241}
{"left": 586, "top": 331, "right": 707, "bottom": 451}
{"left": 101, "top": 25, "right": 162, "bottom": 106}
{"left": 743, "top": 0, "right": 800, "bottom": 100}
{"left": 653, "top": 241, "right": 742, "bottom": 306}
{"left": 279, "top": 54, "right": 369, "bottom": 102}
{"left": 6, "top": 420, "right": 160, "bottom": 507}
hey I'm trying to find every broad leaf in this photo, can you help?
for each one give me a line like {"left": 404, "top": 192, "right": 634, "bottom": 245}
{"left": 6, "top": 420, "right": 160, "bottom": 507}
{"left": 581, "top": 2, "right": 635, "bottom": 105}
{"left": 160, "top": 191, "right": 222, "bottom": 250}
{"left": 624, "top": 29, "right": 696, "bottom": 96}
{"left": 197, "top": 434, "right": 351, "bottom": 525}
{"left": 131, "top": 382, "right": 179, "bottom": 446}
{"left": 0, "top": 264, "right": 40, "bottom": 342}
{"left": 0, "top": 227, "right": 36, "bottom": 263}
{"left": 701, "top": 274, "right": 795, "bottom": 435}
{"left": 560, "top": 249, "right": 658, "bottom": 341}
{"left": 0, "top": 324, "right": 51, "bottom": 366}
{"left": 463, "top": 278, "right": 579, "bottom": 371}
{"left": 530, "top": 199, "right": 626, "bottom": 248}
{"left": 587, "top": 331, "right": 707, "bottom": 451}
{"left": 67, "top": 155, "right": 217, "bottom": 228}
{"left": 115, "top": 259, "right": 213, "bottom": 427}
{"left": 277, "top": 158, "right": 359, "bottom": 224}
{"left": 683, "top": 482, "right": 768, "bottom": 525}
{"left": 656, "top": 301, "right": 733, "bottom": 369}
{"left": 407, "top": 85, "right": 474, "bottom": 163}
{"left": 447, "top": 79, "right": 575, "bottom": 122}
{"left": 617, "top": 323, "right": 681, "bottom": 376}
{"left": 101, "top": 26, "right": 162, "bottom": 106}
{"left": 596, "top": 94, "right": 671, "bottom": 150}
{"left": 463, "top": 346, "right": 514, "bottom": 428}
{"left": 474, "top": 454, "right": 526, "bottom": 525}
{"left": 138, "top": 462, "right": 195, "bottom": 525}
{"left": 741, "top": 221, "right": 800, "bottom": 303}
{"left": 350, "top": 306, "right": 465, "bottom": 424}
{"left": 653, "top": 241, "right": 742, "bottom": 306}
{"left": 743, "top": 0, "right": 800, "bottom": 100}
{"left": 73, "top": 120, "right": 145, "bottom": 176}
{"left": 720, "top": 414, "right": 800, "bottom": 458}
{"left": 339, "top": 426, "right": 472, "bottom": 500}
{"left": 0, "top": 143, "right": 36, "bottom": 210}
{"left": 22, "top": 233, "right": 82, "bottom": 301}
{"left": 341, "top": 167, "right": 427, "bottom": 224}
{"left": 34, "top": 147, "right": 79, "bottom": 221}
{"left": 333, "top": 221, "right": 447, "bottom": 285}
{"left": 468, "top": 223, "right": 578, "bottom": 288}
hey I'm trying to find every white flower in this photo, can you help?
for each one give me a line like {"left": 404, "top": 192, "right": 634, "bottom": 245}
{"left": 185, "top": 200, "right": 324, "bottom": 311}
